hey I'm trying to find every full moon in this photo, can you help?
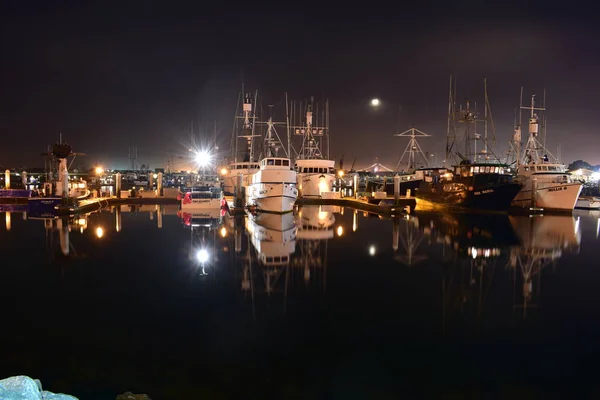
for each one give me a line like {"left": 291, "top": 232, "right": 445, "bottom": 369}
{"left": 370, "top": 98, "right": 380, "bottom": 107}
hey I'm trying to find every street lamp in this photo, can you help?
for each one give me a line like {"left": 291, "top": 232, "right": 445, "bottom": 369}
{"left": 370, "top": 98, "right": 380, "bottom": 107}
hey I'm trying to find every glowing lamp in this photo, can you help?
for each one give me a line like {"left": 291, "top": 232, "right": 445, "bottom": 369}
{"left": 194, "top": 150, "right": 212, "bottom": 167}
{"left": 370, "top": 98, "right": 380, "bottom": 107}
{"left": 220, "top": 167, "right": 228, "bottom": 176}
{"left": 336, "top": 226, "right": 343, "bottom": 237}
{"left": 197, "top": 248, "right": 209, "bottom": 264}
{"left": 337, "top": 170, "right": 344, "bottom": 178}
{"left": 96, "top": 227, "right": 104, "bottom": 238}
{"left": 95, "top": 166, "right": 104, "bottom": 175}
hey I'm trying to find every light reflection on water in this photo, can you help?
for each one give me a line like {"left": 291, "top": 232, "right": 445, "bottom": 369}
{"left": 0, "top": 205, "right": 599, "bottom": 398}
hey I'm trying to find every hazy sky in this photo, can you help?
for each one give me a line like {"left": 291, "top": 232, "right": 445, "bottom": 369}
{"left": 1, "top": 1, "right": 597, "bottom": 170}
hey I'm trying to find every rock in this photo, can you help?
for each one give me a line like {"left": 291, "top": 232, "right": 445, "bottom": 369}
{"left": 0, "top": 376, "right": 78, "bottom": 400}
{"left": 0, "top": 376, "right": 42, "bottom": 400}
{"left": 42, "top": 391, "right": 79, "bottom": 400}
{"left": 116, "top": 392, "right": 152, "bottom": 400}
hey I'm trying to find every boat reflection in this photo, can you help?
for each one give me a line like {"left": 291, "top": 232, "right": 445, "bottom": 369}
{"left": 294, "top": 205, "right": 337, "bottom": 288}
{"left": 508, "top": 214, "right": 581, "bottom": 317}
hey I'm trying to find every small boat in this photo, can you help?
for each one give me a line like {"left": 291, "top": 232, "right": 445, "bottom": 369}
{"left": 575, "top": 196, "right": 600, "bottom": 210}
{"left": 179, "top": 186, "right": 224, "bottom": 211}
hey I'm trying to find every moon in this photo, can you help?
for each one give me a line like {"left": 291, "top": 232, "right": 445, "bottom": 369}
{"left": 370, "top": 98, "right": 380, "bottom": 107}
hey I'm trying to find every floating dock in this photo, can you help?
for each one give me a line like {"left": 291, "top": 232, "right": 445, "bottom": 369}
{"left": 54, "top": 196, "right": 179, "bottom": 216}
{"left": 225, "top": 194, "right": 416, "bottom": 217}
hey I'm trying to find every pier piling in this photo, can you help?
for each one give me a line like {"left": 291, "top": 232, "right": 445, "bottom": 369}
{"left": 234, "top": 174, "right": 244, "bottom": 209}
{"left": 353, "top": 174, "right": 358, "bottom": 199}
{"left": 115, "top": 173, "right": 121, "bottom": 198}
{"left": 5, "top": 169, "right": 10, "bottom": 189}
{"left": 157, "top": 172, "right": 163, "bottom": 196}
{"left": 393, "top": 174, "right": 400, "bottom": 204}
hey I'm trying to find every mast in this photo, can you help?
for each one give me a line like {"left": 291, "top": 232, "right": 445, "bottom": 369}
{"left": 255, "top": 96, "right": 289, "bottom": 158}
{"left": 290, "top": 96, "right": 328, "bottom": 160}
{"left": 519, "top": 87, "right": 554, "bottom": 165}
{"left": 395, "top": 127, "right": 432, "bottom": 171}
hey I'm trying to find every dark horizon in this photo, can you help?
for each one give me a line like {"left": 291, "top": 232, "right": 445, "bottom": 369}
{"left": 1, "top": 2, "right": 598, "bottom": 170}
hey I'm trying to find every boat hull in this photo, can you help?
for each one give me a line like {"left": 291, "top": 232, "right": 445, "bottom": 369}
{"left": 416, "top": 183, "right": 522, "bottom": 212}
{"left": 297, "top": 172, "right": 335, "bottom": 198}
{"left": 247, "top": 183, "right": 297, "bottom": 213}
{"left": 512, "top": 182, "right": 582, "bottom": 211}
{"left": 28, "top": 197, "right": 63, "bottom": 218}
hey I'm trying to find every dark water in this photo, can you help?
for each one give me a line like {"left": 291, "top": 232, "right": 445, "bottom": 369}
{"left": 1, "top": 204, "right": 600, "bottom": 399}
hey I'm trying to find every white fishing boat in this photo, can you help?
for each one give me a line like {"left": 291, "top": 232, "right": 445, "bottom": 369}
{"left": 575, "top": 196, "right": 600, "bottom": 210}
{"left": 247, "top": 157, "right": 297, "bottom": 213}
{"left": 509, "top": 89, "right": 582, "bottom": 212}
{"left": 246, "top": 97, "right": 298, "bottom": 213}
{"left": 291, "top": 97, "right": 336, "bottom": 197}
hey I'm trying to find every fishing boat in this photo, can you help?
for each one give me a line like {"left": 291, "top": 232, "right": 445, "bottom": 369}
{"left": 291, "top": 97, "right": 336, "bottom": 198}
{"left": 508, "top": 89, "right": 582, "bottom": 212}
{"left": 28, "top": 139, "right": 90, "bottom": 217}
{"left": 222, "top": 89, "right": 261, "bottom": 196}
{"left": 415, "top": 77, "right": 522, "bottom": 212}
{"left": 246, "top": 97, "right": 298, "bottom": 213}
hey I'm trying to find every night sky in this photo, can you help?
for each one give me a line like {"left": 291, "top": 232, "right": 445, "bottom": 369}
{"left": 1, "top": 1, "right": 598, "bottom": 170}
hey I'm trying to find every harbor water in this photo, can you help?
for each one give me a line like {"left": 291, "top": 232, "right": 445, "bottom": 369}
{"left": 1, "top": 205, "right": 600, "bottom": 398}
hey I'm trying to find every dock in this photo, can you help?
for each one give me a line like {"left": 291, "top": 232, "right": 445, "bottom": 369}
{"left": 225, "top": 194, "right": 416, "bottom": 217}
{"left": 55, "top": 196, "right": 179, "bottom": 216}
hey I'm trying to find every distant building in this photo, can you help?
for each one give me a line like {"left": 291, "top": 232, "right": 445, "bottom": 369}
{"left": 569, "top": 168, "right": 599, "bottom": 182}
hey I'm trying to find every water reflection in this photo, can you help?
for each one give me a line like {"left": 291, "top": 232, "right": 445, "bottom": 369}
{"left": 1, "top": 205, "right": 599, "bottom": 396}
{"left": 508, "top": 215, "right": 581, "bottom": 317}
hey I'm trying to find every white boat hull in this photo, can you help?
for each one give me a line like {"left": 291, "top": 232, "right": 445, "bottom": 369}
{"left": 512, "top": 182, "right": 582, "bottom": 211}
{"left": 575, "top": 196, "right": 600, "bottom": 210}
{"left": 181, "top": 198, "right": 222, "bottom": 210}
{"left": 247, "top": 183, "right": 297, "bottom": 213}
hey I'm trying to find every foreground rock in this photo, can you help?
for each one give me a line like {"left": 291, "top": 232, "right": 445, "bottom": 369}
{"left": 0, "top": 376, "right": 78, "bottom": 400}
{"left": 116, "top": 392, "right": 152, "bottom": 400}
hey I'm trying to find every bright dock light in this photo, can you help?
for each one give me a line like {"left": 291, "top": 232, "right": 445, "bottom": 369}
{"left": 370, "top": 98, "right": 380, "bottom": 107}
{"left": 336, "top": 226, "right": 343, "bottom": 237}
{"left": 95, "top": 227, "right": 104, "bottom": 238}
{"left": 95, "top": 166, "right": 104, "bottom": 175}
{"left": 194, "top": 150, "right": 212, "bottom": 167}
{"left": 368, "top": 245, "right": 376, "bottom": 256}
{"left": 197, "top": 248, "right": 209, "bottom": 264}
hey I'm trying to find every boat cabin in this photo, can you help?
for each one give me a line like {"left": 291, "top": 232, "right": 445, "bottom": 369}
{"left": 260, "top": 157, "right": 291, "bottom": 169}
{"left": 521, "top": 163, "right": 567, "bottom": 174}
{"left": 228, "top": 162, "right": 260, "bottom": 171}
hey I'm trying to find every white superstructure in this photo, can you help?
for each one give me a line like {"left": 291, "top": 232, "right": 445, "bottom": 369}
{"left": 510, "top": 89, "right": 582, "bottom": 211}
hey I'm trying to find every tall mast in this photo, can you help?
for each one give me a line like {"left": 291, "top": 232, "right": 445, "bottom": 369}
{"left": 286, "top": 92, "right": 291, "bottom": 159}
{"left": 290, "top": 96, "right": 328, "bottom": 160}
